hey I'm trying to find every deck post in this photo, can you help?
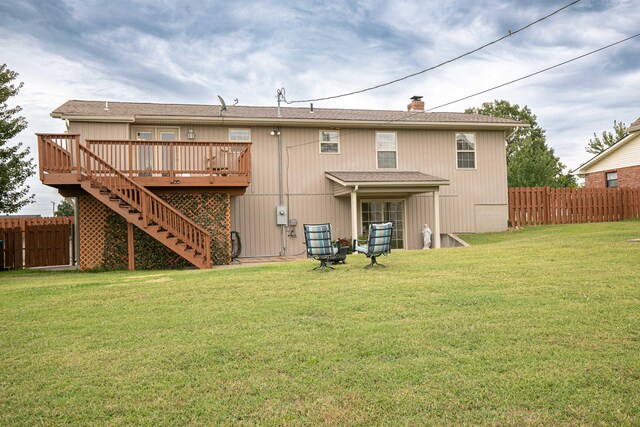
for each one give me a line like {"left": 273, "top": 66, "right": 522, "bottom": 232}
{"left": 37, "top": 135, "right": 45, "bottom": 181}
{"left": 127, "top": 223, "right": 135, "bottom": 270}
{"left": 128, "top": 141, "right": 133, "bottom": 177}
{"left": 75, "top": 136, "right": 82, "bottom": 181}
{"left": 351, "top": 188, "right": 358, "bottom": 249}
{"left": 209, "top": 143, "right": 214, "bottom": 184}
{"left": 169, "top": 141, "right": 174, "bottom": 181}
{"left": 433, "top": 189, "right": 441, "bottom": 249}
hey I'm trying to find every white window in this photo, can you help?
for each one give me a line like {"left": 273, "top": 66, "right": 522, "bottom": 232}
{"left": 456, "top": 132, "right": 476, "bottom": 169}
{"left": 320, "top": 130, "right": 340, "bottom": 154}
{"left": 376, "top": 132, "right": 397, "bottom": 169}
{"left": 229, "top": 129, "right": 251, "bottom": 142}
{"left": 606, "top": 171, "right": 618, "bottom": 188}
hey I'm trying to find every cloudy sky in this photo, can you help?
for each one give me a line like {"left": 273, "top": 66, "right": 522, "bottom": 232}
{"left": 1, "top": 0, "right": 638, "bottom": 215}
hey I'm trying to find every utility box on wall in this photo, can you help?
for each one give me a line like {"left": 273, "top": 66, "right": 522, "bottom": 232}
{"left": 276, "top": 205, "right": 288, "bottom": 225}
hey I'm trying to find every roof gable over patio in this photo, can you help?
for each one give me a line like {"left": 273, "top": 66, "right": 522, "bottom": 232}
{"left": 325, "top": 171, "right": 449, "bottom": 197}
{"left": 325, "top": 171, "right": 449, "bottom": 249}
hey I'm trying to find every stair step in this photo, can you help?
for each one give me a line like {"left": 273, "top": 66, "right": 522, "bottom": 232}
{"left": 80, "top": 178, "right": 211, "bottom": 269}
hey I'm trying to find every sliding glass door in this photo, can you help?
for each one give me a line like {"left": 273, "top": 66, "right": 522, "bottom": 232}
{"left": 361, "top": 200, "right": 405, "bottom": 249}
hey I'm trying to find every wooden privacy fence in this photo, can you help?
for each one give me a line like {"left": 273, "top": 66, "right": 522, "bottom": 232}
{"left": 0, "top": 217, "right": 74, "bottom": 269}
{"left": 508, "top": 187, "right": 640, "bottom": 227}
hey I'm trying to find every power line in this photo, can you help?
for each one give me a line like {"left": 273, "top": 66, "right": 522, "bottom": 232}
{"left": 284, "top": 0, "right": 582, "bottom": 104}
{"left": 426, "top": 33, "right": 640, "bottom": 111}
{"left": 285, "top": 32, "right": 640, "bottom": 151}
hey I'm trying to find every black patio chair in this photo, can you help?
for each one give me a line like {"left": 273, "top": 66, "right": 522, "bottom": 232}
{"left": 355, "top": 222, "right": 394, "bottom": 269}
{"left": 303, "top": 223, "right": 338, "bottom": 272}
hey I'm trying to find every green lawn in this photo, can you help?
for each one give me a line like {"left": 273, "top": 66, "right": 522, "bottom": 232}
{"left": 1, "top": 221, "right": 639, "bottom": 425}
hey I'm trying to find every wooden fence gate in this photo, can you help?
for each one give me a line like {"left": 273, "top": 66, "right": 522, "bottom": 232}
{"left": 508, "top": 187, "right": 640, "bottom": 227}
{"left": 0, "top": 217, "right": 74, "bottom": 269}
{"left": 1, "top": 227, "right": 22, "bottom": 270}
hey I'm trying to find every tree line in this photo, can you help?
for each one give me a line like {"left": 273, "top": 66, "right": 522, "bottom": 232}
{"left": 466, "top": 100, "right": 628, "bottom": 188}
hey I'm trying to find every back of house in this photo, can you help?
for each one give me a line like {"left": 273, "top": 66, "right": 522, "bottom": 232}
{"left": 38, "top": 97, "right": 523, "bottom": 269}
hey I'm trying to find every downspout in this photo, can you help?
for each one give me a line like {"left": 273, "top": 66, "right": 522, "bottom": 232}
{"left": 506, "top": 126, "right": 520, "bottom": 144}
{"left": 277, "top": 126, "right": 286, "bottom": 255}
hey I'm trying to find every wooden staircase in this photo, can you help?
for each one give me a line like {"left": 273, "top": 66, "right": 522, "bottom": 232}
{"left": 78, "top": 144, "right": 212, "bottom": 269}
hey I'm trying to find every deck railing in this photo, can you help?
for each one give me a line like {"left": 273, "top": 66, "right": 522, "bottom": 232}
{"left": 36, "top": 134, "right": 79, "bottom": 179}
{"left": 80, "top": 143, "right": 211, "bottom": 266}
{"left": 37, "top": 134, "right": 251, "bottom": 184}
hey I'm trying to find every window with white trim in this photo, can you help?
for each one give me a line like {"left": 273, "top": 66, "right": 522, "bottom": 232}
{"left": 376, "top": 132, "right": 397, "bottom": 169}
{"left": 229, "top": 129, "right": 251, "bottom": 142}
{"left": 456, "top": 132, "right": 476, "bottom": 169}
{"left": 320, "top": 130, "right": 340, "bottom": 154}
{"left": 606, "top": 171, "right": 618, "bottom": 188}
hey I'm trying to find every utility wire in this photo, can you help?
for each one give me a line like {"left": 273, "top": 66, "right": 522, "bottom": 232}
{"left": 425, "top": 32, "right": 640, "bottom": 111}
{"left": 285, "top": 32, "right": 640, "bottom": 150}
{"left": 284, "top": 0, "right": 582, "bottom": 104}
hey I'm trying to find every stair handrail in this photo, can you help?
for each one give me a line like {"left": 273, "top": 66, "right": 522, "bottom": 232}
{"left": 79, "top": 144, "right": 212, "bottom": 267}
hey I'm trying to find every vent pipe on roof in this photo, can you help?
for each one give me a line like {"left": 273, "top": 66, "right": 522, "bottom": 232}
{"left": 104, "top": 101, "right": 109, "bottom": 111}
{"left": 310, "top": 103, "right": 314, "bottom": 114}
{"left": 276, "top": 88, "right": 285, "bottom": 118}
{"left": 407, "top": 96, "right": 424, "bottom": 112}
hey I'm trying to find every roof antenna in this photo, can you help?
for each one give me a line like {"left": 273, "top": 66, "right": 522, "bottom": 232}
{"left": 104, "top": 101, "right": 109, "bottom": 111}
{"left": 276, "top": 87, "right": 286, "bottom": 118}
{"left": 217, "top": 95, "right": 227, "bottom": 117}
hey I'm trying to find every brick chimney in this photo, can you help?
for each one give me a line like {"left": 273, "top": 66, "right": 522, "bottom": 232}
{"left": 407, "top": 96, "right": 424, "bottom": 112}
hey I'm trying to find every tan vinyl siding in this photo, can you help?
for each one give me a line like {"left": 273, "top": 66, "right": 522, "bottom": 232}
{"left": 230, "top": 195, "right": 281, "bottom": 256}
{"left": 68, "top": 121, "right": 508, "bottom": 256}
{"left": 231, "top": 125, "right": 507, "bottom": 255}
{"left": 68, "top": 121, "right": 130, "bottom": 143}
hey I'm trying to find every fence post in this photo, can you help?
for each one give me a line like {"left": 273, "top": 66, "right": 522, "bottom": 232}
{"left": 508, "top": 188, "right": 514, "bottom": 227}
{"left": 544, "top": 187, "right": 551, "bottom": 225}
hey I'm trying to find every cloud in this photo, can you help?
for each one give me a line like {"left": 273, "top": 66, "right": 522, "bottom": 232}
{"left": 0, "top": 0, "right": 638, "bottom": 214}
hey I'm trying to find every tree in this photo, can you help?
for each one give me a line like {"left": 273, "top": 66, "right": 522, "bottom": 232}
{"left": 0, "top": 64, "right": 35, "bottom": 213}
{"left": 465, "top": 100, "right": 576, "bottom": 188}
{"left": 54, "top": 199, "right": 75, "bottom": 217}
{"left": 585, "top": 120, "right": 628, "bottom": 155}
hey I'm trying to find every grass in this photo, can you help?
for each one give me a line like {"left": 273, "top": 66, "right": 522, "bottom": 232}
{"left": 1, "top": 221, "right": 639, "bottom": 425}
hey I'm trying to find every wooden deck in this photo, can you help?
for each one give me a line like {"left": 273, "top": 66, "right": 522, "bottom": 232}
{"left": 37, "top": 134, "right": 252, "bottom": 191}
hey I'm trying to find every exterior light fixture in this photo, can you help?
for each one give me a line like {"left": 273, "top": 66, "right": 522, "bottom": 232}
{"left": 270, "top": 130, "right": 280, "bottom": 136}
{"left": 187, "top": 129, "right": 195, "bottom": 140}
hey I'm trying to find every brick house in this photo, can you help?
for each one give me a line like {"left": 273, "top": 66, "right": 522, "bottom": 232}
{"left": 575, "top": 117, "right": 640, "bottom": 189}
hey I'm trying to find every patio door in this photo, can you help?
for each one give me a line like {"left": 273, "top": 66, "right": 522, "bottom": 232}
{"left": 361, "top": 200, "right": 405, "bottom": 249}
{"left": 132, "top": 127, "right": 177, "bottom": 176}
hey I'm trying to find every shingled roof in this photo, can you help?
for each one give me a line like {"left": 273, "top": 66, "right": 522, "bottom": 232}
{"left": 51, "top": 100, "right": 525, "bottom": 127}
{"left": 325, "top": 171, "right": 448, "bottom": 184}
